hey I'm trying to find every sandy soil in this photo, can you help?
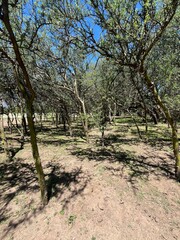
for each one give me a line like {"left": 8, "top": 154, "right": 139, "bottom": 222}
{"left": 0, "top": 124, "right": 180, "bottom": 240}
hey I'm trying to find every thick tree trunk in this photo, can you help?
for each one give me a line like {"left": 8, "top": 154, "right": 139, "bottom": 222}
{"left": 143, "top": 69, "right": 180, "bottom": 181}
{"left": 26, "top": 100, "right": 48, "bottom": 205}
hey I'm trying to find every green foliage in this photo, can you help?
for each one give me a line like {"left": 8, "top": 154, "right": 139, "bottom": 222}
{"left": 59, "top": 209, "right": 65, "bottom": 215}
{"left": 0, "top": 0, "right": 179, "bottom": 183}
{"left": 68, "top": 214, "right": 77, "bottom": 225}
{"left": 91, "top": 236, "right": 96, "bottom": 240}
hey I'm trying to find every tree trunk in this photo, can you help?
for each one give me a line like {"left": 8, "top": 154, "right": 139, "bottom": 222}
{"left": 143, "top": 68, "right": 180, "bottom": 181}
{"left": 7, "top": 113, "right": 13, "bottom": 134}
{"left": 55, "top": 111, "right": 59, "bottom": 128}
{"left": 1, "top": 0, "right": 48, "bottom": 203}
{"left": 112, "top": 102, "right": 117, "bottom": 125}
{"left": 64, "top": 106, "right": 73, "bottom": 136}
{"left": 39, "top": 112, "right": 43, "bottom": 131}
{"left": 81, "top": 100, "right": 89, "bottom": 142}
{"left": 26, "top": 100, "right": 48, "bottom": 205}
{"left": 14, "top": 112, "right": 19, "bottom": 128}
{"left": 74, "top": 77, "right": 89, "bottom": 141}
{"left": 22, "top": 113, "right": 28, "bottom": 136}
{"left": 127, "top": 109, "right": 142, "bottom": 139}
{"left": 144, "top": 110, "right": 148, "bottom": 132}
{"left": 0, "top": 102, "right": 11, "bottom": 161}
{"left": 51, "top": 112, "right": 55, "bottom": 125}
{"left": 62, "top": 114, "right": 66, "bottom": 131}
{"left": 101, "top": 126, "right": 105, "bottom": 147}
{"left": 68, "top": 121, "right": 73, "bottom": 137}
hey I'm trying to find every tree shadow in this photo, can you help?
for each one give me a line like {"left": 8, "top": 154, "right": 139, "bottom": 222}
{"left": 102, "top": 134, "right": 141, "bottom": 146}
{"left": 0, "top": 159, "right": 39, "bottom": 224}
{"left": 71, "top": 146, "right": 175, "bottom": 185}
{"left": 39, "top": 138, "right": 75, "bottom": 146}
{"left": 46, "top": 163, "right": 90, "bottom": 208}
{"left": 36, "top": 124, "right": 86, "bottom": 139}
{"left": 9, "top": 138, "right": 24, "bottom": 159}
{"left": 145, "top": 138, "right": 173, "bottom": 151}
{"left": 0, "top": 158, "right": 90, "bottom": 238}
{"left": 36, "top": 125, "right": 68, "bottom": 135}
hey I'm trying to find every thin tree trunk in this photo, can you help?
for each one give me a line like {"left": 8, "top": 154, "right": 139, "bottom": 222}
{"left": 62, "top": 113, "right": 66, "bottom": 131}
{"left": 26, "top": 100, "right": 48, "bottom": 205}
{"left": 64, "top": 106, "right": 73, "bottom": 136}
{"left": 144, "top": 110, "right": 148, "bottom": 132}
{"left": 1, "top": 0, "right": 48, "bottom": 204}
{"left": 0, "top": 102, "right": 11, "bottom": 161}
{"left": 101, "top": 126, "right": 105, "bottom": 147}
{"left": 7, "top": 113, "right": 13, "bottom": 133}
{"left": 55, "top": 111, "right": 59, "bottom": 128}
{"left": 74, "top": 77, "right": 89, "bottom": 141}
{"left": 14, "top": 112, "right": 19, "bottom": 128}
{"left": 39, "top": 111, "right": 43, "bottom": 131}
{"left": 127, "top": 109, "right": 142, "bottom": 139}
{"left": 112, "top": 102, "right": 117, "bottom": 125}
{"left": 22, "top": 113, "right": 28, "bottom": 135}
{"left": 130, "top": 72, "right": 148, "bottom": 133}
{"left": 81, "top": 100, "right": 89, "bottom": 142}
{"left": 143, "top": 68, "right": 180, "bottom": 181}
{"left": 51, "top": 112, "right": 55, "bottom": 125}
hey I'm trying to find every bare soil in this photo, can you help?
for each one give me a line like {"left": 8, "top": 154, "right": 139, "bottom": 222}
{"left": 0, "top": 122, "right": 180, "bottom": 240}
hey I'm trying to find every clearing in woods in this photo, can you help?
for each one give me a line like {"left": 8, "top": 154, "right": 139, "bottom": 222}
{"left": 0, "top": 119, "right": 180, "bottom": 240}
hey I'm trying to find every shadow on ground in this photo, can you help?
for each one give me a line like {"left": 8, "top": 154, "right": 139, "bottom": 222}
{"left": 71, "top": 146, "right": 175, "bottom": 184}
{"left": 0, "top": 158, "right": 90, "bottom": 238}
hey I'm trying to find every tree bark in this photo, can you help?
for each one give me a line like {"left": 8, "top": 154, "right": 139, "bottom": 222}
{"left": 26, "top": 100, "right": 48, "bottom": 205}
{"left": 0, "top": 103, "right": 11, "bottom": 162}
{"left": 127, "top": 109, "right": 142, "bottom": 139}
{"left": 143, "top": 68, "right": 180, "bottom": 181}
{"left": 1, "top": 0, "right": 48, "bottom": 203}
{"left": 81, "top": 100, "right": 89, "bottom": 142}
{"left": 74, "top": 78, "right": 89, "bottom": 141}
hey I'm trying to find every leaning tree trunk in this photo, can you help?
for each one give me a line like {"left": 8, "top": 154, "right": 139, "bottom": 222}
{"left": 143, "top": 68, "right": 180, "bottom": 181}
{"left": 1, "top": 0, "right": 48, "bottom": 204}
{"left": 26, "top": 99, "right": 48, "bottom": 205}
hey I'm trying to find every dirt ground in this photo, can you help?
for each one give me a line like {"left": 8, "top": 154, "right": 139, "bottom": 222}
{"left": 0, "top": 122, "right": 180, "bottom": 240}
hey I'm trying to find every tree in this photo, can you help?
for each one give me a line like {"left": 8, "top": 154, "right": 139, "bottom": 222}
{"left": 0, "top": 0, "right": 48, "bottom": 205}
{"left": 72, "top": 0, "right": 180, "bottom": 180}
